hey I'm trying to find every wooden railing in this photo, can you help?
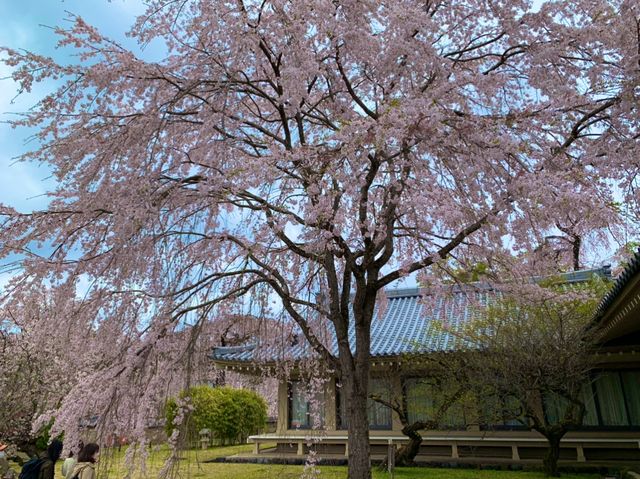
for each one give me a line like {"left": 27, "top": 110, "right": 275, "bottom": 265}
{"left": 247, "top": 433, "right": 640, "bottom": 463}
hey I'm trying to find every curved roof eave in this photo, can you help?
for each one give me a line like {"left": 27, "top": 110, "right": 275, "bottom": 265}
{"left": 595, "top": 248, "right": 640, "bottom": 321}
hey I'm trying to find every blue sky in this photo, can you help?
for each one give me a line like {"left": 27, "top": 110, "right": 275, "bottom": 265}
{"left": 0, "top": 0, "right": 148, "bottom": 213}
{"left": 0, "top": 1, "right": 159, "bottom": 291}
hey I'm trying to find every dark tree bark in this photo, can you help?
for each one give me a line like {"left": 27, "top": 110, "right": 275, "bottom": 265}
{"left": 539, "top": 428, "right": 565, "bottom": 477}
{"left": 340, "top": 325, "right": 373, "bottom": 479}
{"left": 555, "top": 221, "right": 582, "bottom": 271}
{"left": 395, "top": 421, "right": 428, "bottom": 466}
{"left": 331, "top": 279, "right": 376, "bottom": 479}
{"left": 345, "top": 376, "right": 372, "bottom": 478}
{"left": 572, "top": 235, "right": 581, "bottom": 271}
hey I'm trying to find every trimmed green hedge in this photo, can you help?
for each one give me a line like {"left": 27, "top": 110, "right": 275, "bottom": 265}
{"left": 166, "top": 385, "right": 267, "bottom": 445}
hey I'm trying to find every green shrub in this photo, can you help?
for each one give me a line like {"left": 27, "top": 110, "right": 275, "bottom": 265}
{"left": 165, "top": 385, "right": 267, "bottom": 445}
{"left": 34, "top": 420, "right": 57, "bottom": 452}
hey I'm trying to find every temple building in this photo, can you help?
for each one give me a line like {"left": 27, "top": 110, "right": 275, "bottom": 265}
{"left": 212, "top": 260, "right": 640, "bottom": 466}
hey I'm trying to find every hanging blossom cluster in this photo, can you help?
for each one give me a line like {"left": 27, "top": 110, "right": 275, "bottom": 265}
{"left": 0, "top": 1, "right": 638, "bottom": 476}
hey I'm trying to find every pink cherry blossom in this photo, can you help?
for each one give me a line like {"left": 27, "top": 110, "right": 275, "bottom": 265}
{"left": 1, "top": 1, "right": 638, "bottom": 477}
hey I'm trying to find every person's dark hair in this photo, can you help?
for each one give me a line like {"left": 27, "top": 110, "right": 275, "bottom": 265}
{"left": 69, "top": 441, "right": 84, "bottom": 458}
{"left": 47, "top": 439, "right": 63, "bottom": 463}
{"left": 77, "top": 443, "right": 99, "bottom": 463}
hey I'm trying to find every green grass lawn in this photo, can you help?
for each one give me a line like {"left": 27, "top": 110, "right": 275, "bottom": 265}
{"left": 8, "top": 443, "right": 600, "bottom": 479}
{"left": 89, "top": 444, "right": 600, "bottom": 479}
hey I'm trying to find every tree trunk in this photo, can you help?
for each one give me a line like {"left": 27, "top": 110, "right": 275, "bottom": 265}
{"left": 379, "top": 422, "right": 423, "bottom": 469}
{"left": 340, "top": 362, "right": 371, "bottom": 479}
{"left": 346, "top": 382, "right": 372, "bottom": 479}
{"left": 396, "top": 423, "right": 423, "bottom": 466}
{"left": 572, "top": 235, "right": 581, "bottom": 271}
{"left": 329, "top": 277, "right": 377, "bottom": 478}
{"left": 341, "top": 313, "right": 373, "bottom": 479}
{"left": 542, "top": 431, "right": 563, "bottom": 477}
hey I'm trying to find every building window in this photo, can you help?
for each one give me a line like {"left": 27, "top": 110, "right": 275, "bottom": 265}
{"left": 592, "top": 370, "right": 640, "bottom": 427}
{"left": 405, "top": 378, "right": 466, "bottom": 429}
{"left": 581, "top": 382, "right": 600, "bottom": 426}
{"left": 368, "top": 378, "right": 392, "bottom": 430}
{"left": 621, "top": 370, "right": 640, "bottom": 426}
{"left": 336, "top": 381, "right": 348, "bottom": 430}
{"left": 542, "top": 370, "right": 640, "bottom": 429}
{"left": 336, "top": 378, "right": 392, "bottom": 430}
{"left": 288, "top": 381, "right": 325, "bottom": 429}
{"left": 594, "top": 372, "right": 628, "bottom": 426}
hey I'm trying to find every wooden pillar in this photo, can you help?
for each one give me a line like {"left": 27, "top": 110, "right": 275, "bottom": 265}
{"left": 576, "top": 445, "right": 586, "bottom": 462}
{"left": 511, "top": 445, "right": 520, "bottom": 461}
{"left": 325, "top": 378, "right": 337, "bottom": 431}
{"left": 390, "top": 373, "right": 404, "bottom": 432}
{"left": 277, "top": 380, "right": 288, "bottom": 433}
{"left": 451, "top": 443, "right": 459, "bottom": 459}
{"left": 387, "top": 439, "right": 396, "bottom": 473}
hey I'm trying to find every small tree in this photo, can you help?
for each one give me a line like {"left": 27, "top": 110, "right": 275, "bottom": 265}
{"left": 166, "top": 385, "right": 267, "bottom": 446}
{"left": 369, "top": 356, "right": 471, "bottom": 467}
{"left": 460, "top": 278, "right": 608, "bottom": 477}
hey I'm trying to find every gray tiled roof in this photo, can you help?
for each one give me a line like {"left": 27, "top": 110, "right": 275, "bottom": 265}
{"left": 212, "top": 267, "right": 610, "bottom": 364}
{"left": 211, "top": 287, "right": 485, "bottom": 363}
